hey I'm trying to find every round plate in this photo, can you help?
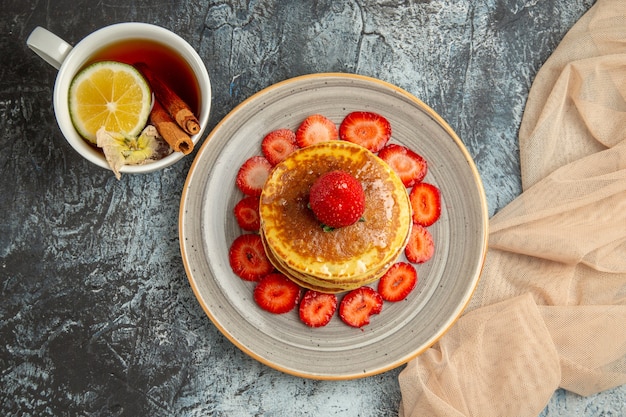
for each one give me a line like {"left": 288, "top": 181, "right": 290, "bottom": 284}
{"left": 179, "top": 73, "right": 488, "bottom": 379}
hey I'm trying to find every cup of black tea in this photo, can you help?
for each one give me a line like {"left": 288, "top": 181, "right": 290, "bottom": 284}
{"left": 27, "top": 23, "right": 211, "bottom": 177}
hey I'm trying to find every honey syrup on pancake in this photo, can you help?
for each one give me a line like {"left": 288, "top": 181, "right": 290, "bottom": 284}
{"left": 260, "top": 141, "right": 411, "bottom": 283}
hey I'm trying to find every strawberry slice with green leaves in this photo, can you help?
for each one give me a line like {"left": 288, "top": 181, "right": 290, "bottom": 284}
{"left": 233, "top": 196, "right": 260, "bottom": 231}
{"left": 378, "top": 143, "right": 428, "bottom": 188}
{"left": 236, "top": 155, "right": 272, "bottom": 196}
{"left": 409, "top": 182, "right": 441, "bottom": 226}
{"left": 261, "top": 128, "right": 298, "bottom": 166}
{"left": 299, "top": 290, "right": 338, "bottom": 327}
{"left": 228, "top": 234, "right": 274, "bottom": 281}
{"left": 405, "top": 224, "right": 435, "bottom": 264}
{"left": 377, "top": 262, "right": 417, "bottom": 302}
{"left": 295, "top": 114, "right": 338, "bottom": 147}
{"left": 339, "top": 111, "right": 391, "bottom": 153}
{"left": 309, "top": 170, "right": 365, "bottom": 229}
{"left": 253, "top": 273, "right": 301, "bottom": 314}
{"left": 339, "top": 286, "right": 383, "bottom": 328}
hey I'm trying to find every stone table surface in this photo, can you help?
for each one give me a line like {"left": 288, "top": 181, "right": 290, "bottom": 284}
{"left": 2, "top": 0, "right": 625, "bottom": 416}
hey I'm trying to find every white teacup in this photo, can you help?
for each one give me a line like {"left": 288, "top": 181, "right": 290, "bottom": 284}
{"left": 27, "top": 23, "right": 211, "bottom": 174}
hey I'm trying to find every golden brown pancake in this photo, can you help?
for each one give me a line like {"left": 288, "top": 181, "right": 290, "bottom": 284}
{"left": 259, "top": 141, "right": 411, "bottom": 293}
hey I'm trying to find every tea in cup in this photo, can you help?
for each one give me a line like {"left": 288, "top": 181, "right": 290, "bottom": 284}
{"left": 27, "top": 22, "right": 211, "bottom": 177}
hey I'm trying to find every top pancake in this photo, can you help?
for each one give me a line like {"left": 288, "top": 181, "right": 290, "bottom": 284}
{"left": 259, "top": 141, "right": 411, "bottom": 290}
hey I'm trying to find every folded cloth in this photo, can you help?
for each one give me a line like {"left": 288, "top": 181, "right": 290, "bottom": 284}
{"left": 398, "top": 0, "right": 626, "bottom": 415}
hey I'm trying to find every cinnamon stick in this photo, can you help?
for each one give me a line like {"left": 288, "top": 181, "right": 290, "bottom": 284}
{"left": 135, "top": 62, "right": 200, "bottom": 135}
{"left": 150, "top": 100, "right": 194, "bottom": 155}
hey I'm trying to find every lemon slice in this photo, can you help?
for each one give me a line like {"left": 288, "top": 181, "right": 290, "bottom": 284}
{"left": 69, "top": 61, "right": 152, "bottom": 144}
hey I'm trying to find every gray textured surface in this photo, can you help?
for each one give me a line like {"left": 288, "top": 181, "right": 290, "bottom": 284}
{"left": 2, "top": 0, "right": 625, "bottom": 416}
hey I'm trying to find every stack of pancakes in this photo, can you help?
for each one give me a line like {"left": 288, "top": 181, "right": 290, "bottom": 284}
{"left": 259, "top": 141, "right": 412, "bottom": 293}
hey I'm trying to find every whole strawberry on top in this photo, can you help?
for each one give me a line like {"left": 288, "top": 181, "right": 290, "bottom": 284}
{"left": 309, "top": 170, "right": 365, "bottom": 229}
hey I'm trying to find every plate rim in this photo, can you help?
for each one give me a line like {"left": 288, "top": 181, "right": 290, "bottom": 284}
{"left": 179, "top": 72, "right": 489, "bottom": 379}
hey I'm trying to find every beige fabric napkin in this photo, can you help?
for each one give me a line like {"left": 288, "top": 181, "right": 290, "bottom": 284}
{"left": 398, "top": 0, "right": 626, "bottom": 415}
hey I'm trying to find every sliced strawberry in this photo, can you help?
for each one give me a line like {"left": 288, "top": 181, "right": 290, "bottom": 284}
{"left": 236, "top": 155, "right": 272, "bottom": 196}
{"left": 295, "top": 114, "right": 338, "bottom": 147}
{"left": 377, "top": 144, "right": 428, "bottom": 188}
{"left": 228, "top": 234, "right": 274, "bottom": 281}
{"left": 253, "top": 273, "right": 301, "bottom": 314}
{"left": 409, "top": 182, "right": 441, "bottom": 226}
{"left": 339, "top": 111, "right": 391, "bottom": 153}
{"left": 261, "top": 128, "right": 298, "bottom": 166}
{"left": 233, "top": 196, "right": 260, "bottom": 231}
{"left": 405, "top": 224, "right": 435, "bottom": 264}
{"left": 339, "top": 286, "right": 383, "bottom": 328}
{"left": 299, "top": 290, "right": 338, "bottom": 327}
{"left": 309, "top": 170, "right": 365, "bottom": 229}
{"left": 377, "top": 262, "right": 417, "bottom": 302}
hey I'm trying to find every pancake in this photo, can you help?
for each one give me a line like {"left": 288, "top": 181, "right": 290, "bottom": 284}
{"left": 259, "top": 140, "right": 412, "bottom": 293}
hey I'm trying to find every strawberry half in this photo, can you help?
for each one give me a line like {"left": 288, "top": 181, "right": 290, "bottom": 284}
{"left": 409, "top": 182, "right": 441, "bottom": 226}
{"left": 261, "top": 128, "right": 298, "bottom": 166}
{"left": 253, "top": 273, "right": 301, "bottom": 314}
{"left": 236, "top": 155, "right": 272, "bottom": 196}
{"left": 299, "top": 290, "right": 338, "bottom": 327}
{"left": 295, "top": 114, "right": 338, "bottom": 147}
{"left": 339, "top": 286, "right": 383, "bottom": 328}
{"left": 309, "top": 170, "right": 365, "bottom": 229}
{"left": 339, "top": 111, "right": 391, "bottom": 153}
{"left": 377, "top": 262, "right": 417, "bottom": 302}
{"left": 377, "top": 143, "right": 428, "bottom": 188}
{"left": 405, "top": 224, "right": 435, "bottom": 264}
{"left": 228, "top": 234, "right": 274, "bottom": 281}
{"left": 233, "top": 196, "right": 260, "bottom": 231}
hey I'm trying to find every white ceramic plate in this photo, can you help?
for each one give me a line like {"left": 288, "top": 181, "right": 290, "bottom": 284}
{"left": 179, "top": 73, "right": 488, "bottom": 379}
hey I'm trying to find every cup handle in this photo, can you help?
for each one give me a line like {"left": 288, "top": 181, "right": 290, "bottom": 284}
{"left": 26, "top": 26, "right": 73, "bottom": 70}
